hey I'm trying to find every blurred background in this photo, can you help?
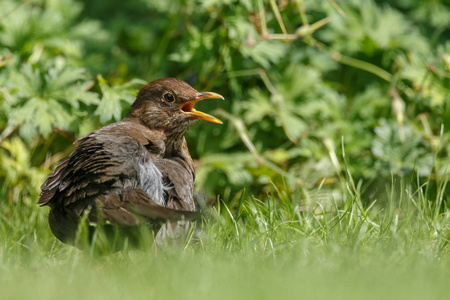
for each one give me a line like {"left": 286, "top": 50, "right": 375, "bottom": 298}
{"left": 0, "top": 0, "right": 449, "bottom": 208}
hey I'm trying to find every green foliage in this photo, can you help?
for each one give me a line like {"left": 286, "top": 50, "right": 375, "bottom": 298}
{"left": 95, "top": 75, "right": 146, "bottom": 124}
{"left": 372, "top": 119, "right": 434, "bottom": 177}
{"left": 0, "top": 0, "right": 449, "bottom": 211}
{"left": 0, "top": 0, "right": 109, "bottom": 66}
{"left": 0, "top": 0, "right": 450, "bottom": 299}
{"left": 1, "top": 1, "right": 450, "bottom": 296}
{"left": 5, "top": 58, "right": 98, "bottom": 139}
{"left": 0, "top": 137, "right": 46, "bottom": 202}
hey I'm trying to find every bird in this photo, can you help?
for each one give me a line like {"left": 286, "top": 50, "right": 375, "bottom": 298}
{"left": 38, "top": 77, "right": 224, "bottom": 246}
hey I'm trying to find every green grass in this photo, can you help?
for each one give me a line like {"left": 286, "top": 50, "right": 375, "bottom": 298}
{"left": 1, "top": 175, "right": 449, "bottom": 300}
{"left": 1, "top": 0, "right": 449, "bottom": 298}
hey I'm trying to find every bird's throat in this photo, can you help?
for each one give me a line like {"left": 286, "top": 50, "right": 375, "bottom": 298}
{"left": 163, "top": 122, "right": 194, "bottom": 156}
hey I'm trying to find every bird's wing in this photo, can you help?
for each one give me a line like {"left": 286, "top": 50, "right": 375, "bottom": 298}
{"left": 39, "top": 134, "right": 143, "bottom": 208}
{"left": 155, "top": 156, "right": 195, "bottom": 211}
{"left": 39, "top": 133, "right": 199, "bottom": 225}
{"left": 38, "top": 158, "right": 70, "bottom": 205}
{"left": 97, "top": 189, "right": 201, "bottom": 226}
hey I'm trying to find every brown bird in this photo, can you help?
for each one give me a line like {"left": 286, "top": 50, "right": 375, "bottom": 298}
{"left": 38, "top": 78, "right": 224, "bottom": 245}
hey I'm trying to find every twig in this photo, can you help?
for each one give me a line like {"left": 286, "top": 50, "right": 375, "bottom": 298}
{"left": 262, "top": 33, "right": 299, "bottom": 40}
{"left": 297, "top": 17, "right": 331, "bottom": 37}
{"left": 327, "top": 0, "right": 347, "bottom": 18}
{"left": 257, "top": 4, "right": 396, "bottom": 85}
{"left": 331, "top": 51, "right": 393, "bottom": 82}
{"left": 216, "top": 109, "right": 303, "bottom": 185}
{"left": 258, "top": 0, "right": 268, "bottom": 37}
{"left": 389, "top": 82, "right": 406, "bottom": 144}
{"left": 258, "top": 69, "right": 278, "bottom": 97}
{"left": 269, "top": 0, "right": 288, "bottom": 35}
{"left": 0, "top": 124, "right": 19, "bottom": 145}
{"left": 227, "top": 68, "right": 262, "bottom": 78}
{"left": 295, "top": 0, "right": 309, "bottom": 25}
{"left": 218, "top": 109, "right": 262, "bottom": 164}
{"left": 53, "top": 127, "right": 77, "bottom": 142}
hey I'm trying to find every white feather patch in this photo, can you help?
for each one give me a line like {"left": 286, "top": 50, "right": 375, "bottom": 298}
{"left": 139, "top": 161, "right": 166, "bottom": 205}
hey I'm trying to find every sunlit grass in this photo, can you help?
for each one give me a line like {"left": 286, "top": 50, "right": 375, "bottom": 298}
{"left": 1, "top": 0, "right": 449, "bottom": 298}
{"left": 1, "top": 172, "right": 449, "bottom": 299}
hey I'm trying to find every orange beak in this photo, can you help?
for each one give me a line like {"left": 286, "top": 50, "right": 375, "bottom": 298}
{"left": 179, "top": 92, "right": 224, "bottom": 124}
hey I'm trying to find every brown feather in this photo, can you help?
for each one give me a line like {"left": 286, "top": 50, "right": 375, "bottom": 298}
{"left": 38, "top": 78, "right": 221, "bottom": 245}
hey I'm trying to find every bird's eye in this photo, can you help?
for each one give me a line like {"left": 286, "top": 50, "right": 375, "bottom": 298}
{"left": 163, "top": 93, "right": 175, "bottom": 103}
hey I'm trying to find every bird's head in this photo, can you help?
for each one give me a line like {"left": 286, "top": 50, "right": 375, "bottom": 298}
{"left": 129, "top": 78, "right": 224, "bottom": 137}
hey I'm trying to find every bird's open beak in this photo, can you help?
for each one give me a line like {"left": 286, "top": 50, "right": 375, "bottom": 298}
{"left": 180, "top": 92, "right": 224, "bottom": 124}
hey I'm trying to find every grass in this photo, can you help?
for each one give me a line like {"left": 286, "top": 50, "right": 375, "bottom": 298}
{"left": 1, "top": 173, "right": 449, "bottom": 300}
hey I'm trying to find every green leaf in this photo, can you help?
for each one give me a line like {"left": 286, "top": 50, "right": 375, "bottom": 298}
{"left": 372, "top": 120, "right": 433, "bottom": 177}
{"left": 241, "top": 40, "right": 288, "bottom": 69}
{"left": 95, "top": 75, "right": 146, "bottom": 124}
